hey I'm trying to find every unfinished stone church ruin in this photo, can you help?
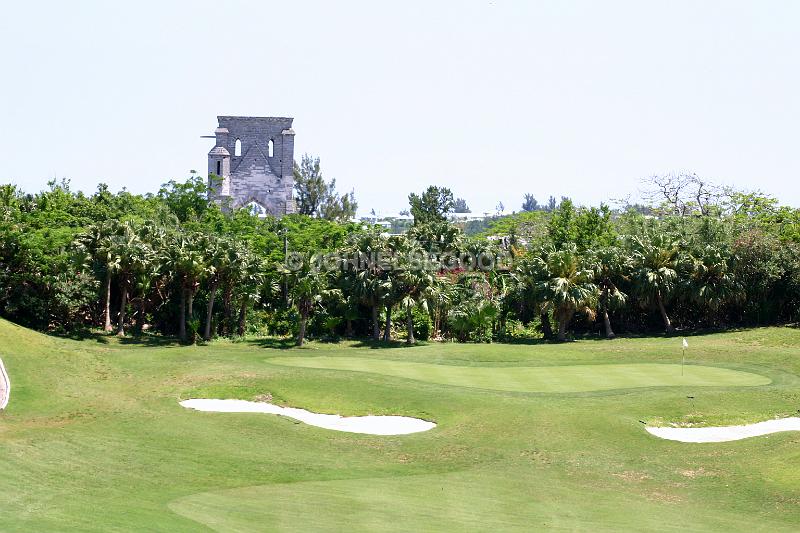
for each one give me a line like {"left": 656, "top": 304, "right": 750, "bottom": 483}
{"left": 207, "top": 116, "right": 296, "bottom": 215}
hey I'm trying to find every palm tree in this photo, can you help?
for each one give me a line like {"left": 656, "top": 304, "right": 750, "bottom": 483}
{"left": 446, "top": 272, "right": 499, "bottom": 343}
{"left": 425, "top": 274, "right": 453, "bottom": 339}
{"left": 382, "top": 270, "right": 397, "bottom": 342}
{"left": 162, "top": 232, "right": 206, "bottom": 343}
{"left": 185, "top": 235, "right": 206, "bottom": 334}
{"left": 447, "top": 296, "right": 499, "bottom": 343}
{"left": 512, "top": 249, "right": 556, "bottom": 340}
{"left": 593, "top": 246, "right": 629, "bottom": 339}
{"left": 391, "top": 235, "right": 439, "bottom": 344}
{"left": 342, "top": 228, "right": 390, "bottom": 340}
{"left": 108, "top": 222, "right": 153, "bottom": 337}
{"left": 161, "top": 234, "right": 186, "bottom": 341}
{"left": 74, "top": 220, "right": 122, "bottom": 332}
{"left": 381, "top": 235, "right": 414, "bottom": 341}
{"left": 130, "top": 222, "right": 163, "bottom": 334}
{"left": 447, "top": 303, "right": 472, "bottom": 342}
{"left": 686, "top": 245, "right": 743, "bottom": 324}
{"left": 279, "top": 252, "right": 331, "bottom": 346}
{"left": 202, "top": 236, "right": 233, "bottom": 341}
{"left": 484, "top": 260, "right": 511, "bottom": 338}
{"left": 234, "top": 248, "right": 265, "bottom": 337}
{"left": 341, "top": 295, "right": 360, "bottom": 337}
{"left": 435, "top": 269, "right": 497, "bottom": 343}
{"left": 217, "top": 242, "right": 247, "bottom": 337}
{"left": 352, "top": 269, "right": 389, "bottom": 340}
{"left": 629, "top": 233, "right": 682, "bottom": 333}
{"left": 542, "top": 245, "right": 598, "bottom": 341}
{"left": 407, "top": 220, "right": 463, "bottom": 255}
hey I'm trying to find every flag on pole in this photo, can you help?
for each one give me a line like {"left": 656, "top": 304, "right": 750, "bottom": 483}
{"left": 681, "top": 338, "right": 688, "bottom": 376}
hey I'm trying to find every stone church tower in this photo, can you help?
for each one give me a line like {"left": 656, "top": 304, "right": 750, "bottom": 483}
{"left": 207, "top": 116, "right": 296, "bottom": 215}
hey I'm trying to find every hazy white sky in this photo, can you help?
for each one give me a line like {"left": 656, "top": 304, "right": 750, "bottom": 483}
{"left": 2, "top": 0, "right": 799, "bottom": 215}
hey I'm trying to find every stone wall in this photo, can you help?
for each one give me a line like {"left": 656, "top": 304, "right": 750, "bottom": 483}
{"left": 208, "top": 116, "right": 296, "bottom": 215}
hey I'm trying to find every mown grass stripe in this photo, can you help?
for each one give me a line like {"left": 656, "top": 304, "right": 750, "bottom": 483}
{"left": 268, "top": 357, "right": 770, "bottom": 393}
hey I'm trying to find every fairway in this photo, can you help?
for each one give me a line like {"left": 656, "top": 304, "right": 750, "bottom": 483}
{"left": 268, "top": 357, "right": 770, "bottom": 393}
{"left": 168, "top": 466, "right": 760, "bottom": 532}
{"left": 3, "top": 318, "right": 800, "bottom": 531}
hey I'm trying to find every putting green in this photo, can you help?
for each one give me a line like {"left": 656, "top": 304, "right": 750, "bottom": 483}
{"left": 267, "top": 357, "right": 770, "bottom": 393}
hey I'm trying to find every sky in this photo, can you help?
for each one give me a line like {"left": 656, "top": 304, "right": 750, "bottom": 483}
{"left": 2, "top": 0, "right": 799, "bottom": 216}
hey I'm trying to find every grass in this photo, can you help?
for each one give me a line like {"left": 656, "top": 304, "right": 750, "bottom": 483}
{"left": 266, "top": 357, "right": 770, "bottom": 393}
{"left": 1, "top": 317, "right": 800, "bottom": 531}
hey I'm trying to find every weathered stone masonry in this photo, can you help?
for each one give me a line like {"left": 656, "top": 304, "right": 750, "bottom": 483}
{"left": 207, "top": 116, "right": 296, "bottom": 216}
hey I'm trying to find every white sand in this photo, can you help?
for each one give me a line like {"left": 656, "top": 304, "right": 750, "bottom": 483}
{"left": 0, "top": 357, "right": 9, "bottom": 410}
{"left": 646, "top": 417, "right": 800, "bottom": 443}
{"left": 180, "top": 399, "right": 436, "bottom": 435}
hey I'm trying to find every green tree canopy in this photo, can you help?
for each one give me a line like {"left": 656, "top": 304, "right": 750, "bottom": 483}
{"left": 409, "top": 186, "right": 455, "bottom": 225}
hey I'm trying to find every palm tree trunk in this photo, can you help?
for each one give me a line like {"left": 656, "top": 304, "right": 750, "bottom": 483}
{"left": 345, "top": 319, "right": 354, "bottom": 337}
{"left": 103, "top": 270, "right": 113, "bottom": 332}
{"left": 135, "top": 298, "right": 146, "bottom": 335}
{"left": 187, "top": 289, "right": 194, "bottom": 322}
{"left": 557, "top": 313, "right": 568, "bottom": 342}
{"left": 603, "top": 309, "right": 615, "bottom": 339}
{"left": 656, "top": 291, "right": 674, "bottom": 332}
{"left": 540, "top": 311, "right": 553, "bottom": 340}
{"left": 297, "top": 311, "right": 308, "bottom": 346}
{"left": 220, "top": 285, "right": 233, "bottom": 336}
{"left": 383, "top": 304, "right": 392, "bottom": 341}
{"left": 116, "top": 284, "right": 127, "bottom": 337}
{"left": 204, "top": 281, "right": 218, "bottom": 341}
{"left": 237, "top": 297, "right": 247, "bottom": 336}
{"left": 406, "top": 307, "right": 415, "bottom": 345}
{"left": 179, "top": 288, "right": 187, "bottom": 342}
{"left": 371, "top": 304, "right": 380, "bottom": 340}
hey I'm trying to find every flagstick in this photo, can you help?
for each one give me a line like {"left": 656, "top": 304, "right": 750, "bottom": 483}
{"left": 682, "top": 347, "right": 685, "bottom": 376}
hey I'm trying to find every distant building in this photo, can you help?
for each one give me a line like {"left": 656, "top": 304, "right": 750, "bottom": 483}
{"left": 207, "top": 116, "right": 296, "bottom": 216}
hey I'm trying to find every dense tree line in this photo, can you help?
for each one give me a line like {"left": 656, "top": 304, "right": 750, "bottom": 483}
{"left": 1, "top": 173, "right": 799, "bottom": 345}
{"left": 0, "top": 174, "right": 353, "bottom": 342}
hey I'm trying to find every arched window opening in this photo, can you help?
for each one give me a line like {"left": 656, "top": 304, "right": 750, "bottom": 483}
{"left": 247, "top": 201, "right": 266, "bottom": 217}
{"left": 268, "top": 139, "right": 274, "bottom": 157}
{"left": 234, "top": 138, "right": 242, "bottom": 157}
{"left": 216, "top": 160, "right": 221, "bottom": 175}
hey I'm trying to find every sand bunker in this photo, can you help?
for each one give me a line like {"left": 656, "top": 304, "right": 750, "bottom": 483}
{"left": 646, "top": 417, "right": 800, "bottom": 443}
{"left": 180, "top": 399, "right": 436, "bottom": 435}
{"left": 0, "top": 357, "right": 9, "bottom": 410}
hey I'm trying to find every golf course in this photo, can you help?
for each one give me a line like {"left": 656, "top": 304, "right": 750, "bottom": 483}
{"left": 2, "top": 317, "right": 800, "bottom": 531}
